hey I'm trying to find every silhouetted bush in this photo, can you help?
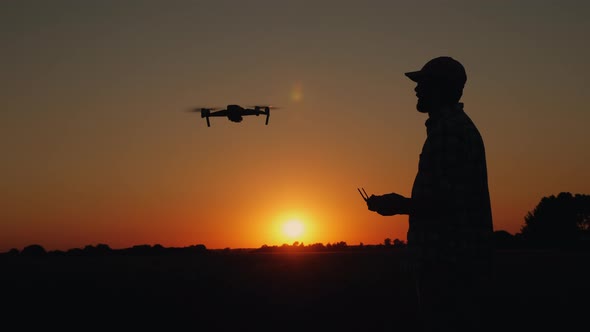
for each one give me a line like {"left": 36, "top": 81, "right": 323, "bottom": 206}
{"left": 493, "top": 230, "right": 518, "bottom": 249}
{"left": 392, "top": 239, "right": 407, "bottom": 248}
{"left": 80, "top": 244, "right": 112, "bottom": 256}
{"left": 2, "top": 248, "right": 20, "bottom": 256}
{"left": 187, "top": 244, "right": 207, "bottom": 253}
{"left": 67, "top": 248, "right": 84, "bottom": 256}
{"left": 21, "top": 244, "right": 46, "bottom": 257}
{"left": 49, "top": 250, "right": 67, "bottom": 256}
{"left": 520, "top": 192, "right": 590, "bottom": 249}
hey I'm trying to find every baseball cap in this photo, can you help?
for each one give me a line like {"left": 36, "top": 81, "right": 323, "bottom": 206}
{"left": 405, "top": 56, "right": 467, "bottom": 86}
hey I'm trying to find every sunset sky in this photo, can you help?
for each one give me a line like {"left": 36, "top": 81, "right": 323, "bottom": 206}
{"left": 1, "top": 1, "right": 589, "bottom": 252}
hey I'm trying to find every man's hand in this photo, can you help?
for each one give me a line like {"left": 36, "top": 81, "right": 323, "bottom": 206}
{"left": 366, "top": 192, "right": 410, "bottom": 216}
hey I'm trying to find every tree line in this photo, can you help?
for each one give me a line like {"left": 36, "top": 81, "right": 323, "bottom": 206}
{"left": 3, "top": 191, "right": 588, "bottom": 256}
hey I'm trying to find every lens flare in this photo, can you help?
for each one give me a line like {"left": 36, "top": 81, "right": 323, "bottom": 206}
{"left": 290, "top": 83, "right": 303, "bottom": 102}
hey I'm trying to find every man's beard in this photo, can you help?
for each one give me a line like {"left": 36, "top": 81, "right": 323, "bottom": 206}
{"left": 416, "top": 98, "right": 431, "bottom": 113}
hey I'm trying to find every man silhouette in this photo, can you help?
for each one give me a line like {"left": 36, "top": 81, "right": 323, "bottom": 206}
{"left": 365, "top": 56, "right": 494, "bottom": 332}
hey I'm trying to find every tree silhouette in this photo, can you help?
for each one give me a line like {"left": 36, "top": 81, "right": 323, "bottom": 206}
{"left": 493, "top": 230, "right": 519, "bottom": 249}
{"left": 21, "top": 244, "right": 46, "bottom": 257}
{"left": 520, "top": 192, "right": 590, "bottom": 248}
{"left": 392, "top": 239, "right": 406, "bottom": 248}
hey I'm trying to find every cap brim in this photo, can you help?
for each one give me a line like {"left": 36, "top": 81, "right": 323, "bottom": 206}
{"left": 404, "top": 71, "right": 423, "bottom": 82}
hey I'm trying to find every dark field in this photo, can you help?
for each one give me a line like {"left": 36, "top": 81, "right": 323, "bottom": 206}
{"left": 2, "top": 249, "right": 589, "bottom": 331}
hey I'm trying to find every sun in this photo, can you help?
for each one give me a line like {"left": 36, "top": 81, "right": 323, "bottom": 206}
{"left": 283, "top": 219, "right": 304, "bottom": 238}
{"left": 270, "top": 210, "right": 314, "bottom": 245}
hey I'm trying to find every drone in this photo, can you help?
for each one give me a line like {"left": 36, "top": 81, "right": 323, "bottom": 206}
{"left": 188, "top": 104, "right": 281, "bottom": 127}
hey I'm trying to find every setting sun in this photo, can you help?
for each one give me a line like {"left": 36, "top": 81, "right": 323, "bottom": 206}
{"left": 283, "top": 219, "right": 304, "bottom": 238}
{"left": 268, "top": 210, "right": 317, "bottom": 246}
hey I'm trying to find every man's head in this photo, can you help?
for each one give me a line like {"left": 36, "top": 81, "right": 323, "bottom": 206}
{"left": 405, "top": 56, "right": 466, "bottom": 113}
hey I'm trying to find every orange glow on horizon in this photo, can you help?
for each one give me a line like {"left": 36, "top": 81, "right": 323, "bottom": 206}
{"left": 268, "top": 210, "right": 317, "bottom": 246}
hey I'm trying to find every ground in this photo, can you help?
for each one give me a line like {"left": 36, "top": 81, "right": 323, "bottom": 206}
{"left": 1, "top": 249, "right": 588, "bottom": 331}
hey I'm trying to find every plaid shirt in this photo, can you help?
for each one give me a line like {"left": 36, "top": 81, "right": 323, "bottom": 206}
{"left": 408, "top": 103, "right": 494, "bottom": 269}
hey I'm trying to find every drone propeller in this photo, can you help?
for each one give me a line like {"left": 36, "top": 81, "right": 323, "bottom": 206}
{"left": 186, "top": 106, "right": 221, "bottom": 112}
